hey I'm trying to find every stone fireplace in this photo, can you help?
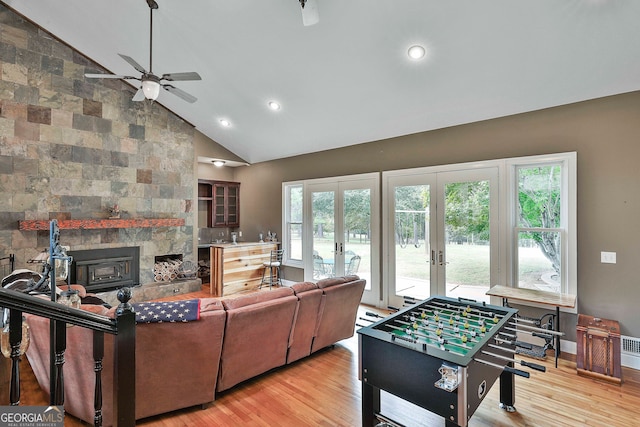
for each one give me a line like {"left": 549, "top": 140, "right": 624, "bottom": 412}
{"left": 69, "top": 247, "right": 140, "bottom": 293}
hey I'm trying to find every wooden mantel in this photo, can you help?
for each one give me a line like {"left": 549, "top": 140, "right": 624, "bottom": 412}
{"left": 19, "top": 218, "right": 185, "bottom": 231}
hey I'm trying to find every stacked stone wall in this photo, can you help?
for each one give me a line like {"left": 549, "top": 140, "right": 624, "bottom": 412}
{"left": 0, "top": 5, "right": 195, "bottom": 284}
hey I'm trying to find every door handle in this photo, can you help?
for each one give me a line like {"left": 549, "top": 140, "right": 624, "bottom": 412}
{"left": 438, "top": 250, "right": 449, "bottom": 266}
{"left": 430, "top": 250, "right": 436, "bottom": 265}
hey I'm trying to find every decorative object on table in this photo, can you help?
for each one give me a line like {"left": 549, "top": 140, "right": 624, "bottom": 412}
{"left": 231, "top": 232, "right": 238, "bottom": 244}
{"left": 259, "top": 233, "right": 264, "bottom": 242}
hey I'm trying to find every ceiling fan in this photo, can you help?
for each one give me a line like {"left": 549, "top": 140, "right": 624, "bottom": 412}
{"left": 84, "top": 0, "right": 201, "bottom": 103}
{"left": 299, "top": 0, "right": 319, "bottom": 26}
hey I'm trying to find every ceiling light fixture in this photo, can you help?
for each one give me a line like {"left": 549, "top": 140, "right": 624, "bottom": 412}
{"left": 268, "top": 101, "right": 281, "bottom": 111}
{"left": 407, "top": 45, "right": 426, "bottom": 60}
{"left": 212, "top": 160, "right": 225, "bottom": 167}
{"left": 141, "top": 79, "right": 161, "bottom": 100}
{"left": 219, "top": 119, "right": 231, "bottom": 127}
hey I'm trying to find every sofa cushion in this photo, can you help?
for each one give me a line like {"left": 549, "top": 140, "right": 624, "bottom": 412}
{"left": 316, "top": 275, "right": 359, "bottom": 289}
{"left": 217, "top": 290, "right": 298, "bottom": 391}
{"left": 311, "top": 276, "right": 366, "bottom": 353}
{"left": 221, "top": 286, "right": 293, "bottom": 310}
{"left": 289, "top": 281, "right": 318, "bottom": 294}
{"left": 287, "top": 282, "right": 323, "bottom": 364}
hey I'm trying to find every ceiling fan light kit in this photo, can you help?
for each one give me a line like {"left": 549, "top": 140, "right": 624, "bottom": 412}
{"left": 142, "top": 79, "right": 161, "bottom": 101}
{"left": 299, "top": 0, "right": 319, "bottom": 26}
{"left": 83, "top": 0, "right": 201, "bottom": 103}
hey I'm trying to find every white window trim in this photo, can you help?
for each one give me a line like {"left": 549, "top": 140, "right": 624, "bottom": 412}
{"left": 283, "top": 153, "right": 577, "bottom": 313}
{"left": 503, "top": 152, "right": 577, "bottom": 313}
{"left": 282, "top": 181, "right": 304, "bottom": 268}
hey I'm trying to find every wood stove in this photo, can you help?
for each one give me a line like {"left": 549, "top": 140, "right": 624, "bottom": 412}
{"left": 69, "top": 247, "right": 140, "bottom": 292}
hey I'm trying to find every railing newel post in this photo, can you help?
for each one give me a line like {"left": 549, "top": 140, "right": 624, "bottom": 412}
{"left": 113, "top": 287, "right": 136, "bottom": 427}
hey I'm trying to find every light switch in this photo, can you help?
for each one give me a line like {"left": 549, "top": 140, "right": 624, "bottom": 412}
{"left": 601, "top": 251, "right": 616, "bottom": 264}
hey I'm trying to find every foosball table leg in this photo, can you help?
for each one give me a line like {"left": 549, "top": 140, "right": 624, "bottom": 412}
{"left": 362, "top": 382, "right": 381, "bottom": 426}
{"left": 498, "top": 367, "right": 516, "bottom": 413}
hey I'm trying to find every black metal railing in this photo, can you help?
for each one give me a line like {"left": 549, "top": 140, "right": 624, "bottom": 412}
{"left": 0, "top": 286, "right": 136, "bottom": 426}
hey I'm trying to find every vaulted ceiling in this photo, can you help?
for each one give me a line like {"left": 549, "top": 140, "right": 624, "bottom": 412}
{"left": 4, "top": 0, "right": 640, "bottom": 164}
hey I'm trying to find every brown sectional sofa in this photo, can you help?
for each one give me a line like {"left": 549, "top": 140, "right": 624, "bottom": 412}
{"left": 24, "top": 275, "right": 365, "bottom": 426}
{"left": 26, "top": 298, "right": 226, "bottom": 427}
{"left": 217, "top": 287, "right": 299, "bottom": 391}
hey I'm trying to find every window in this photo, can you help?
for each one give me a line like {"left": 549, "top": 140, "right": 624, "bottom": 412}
{"left": 283, "top": 183, "right": 303, "bottom": 267}
{"left": 506, "top": 153, "right": 576, "bottom": 299}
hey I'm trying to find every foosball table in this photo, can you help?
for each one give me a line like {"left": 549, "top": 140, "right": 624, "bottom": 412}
{"left": 358, "top": 296, "right": 547, "bottom": 427}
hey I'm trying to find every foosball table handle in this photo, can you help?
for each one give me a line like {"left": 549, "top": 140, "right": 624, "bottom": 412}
{"left": 365, "top": 311, "right": 384, "bottom": 319}
{"left": 515, "top": 341, "right": 533, "bottom": 350}
{"left": 521, "top": 360, "right": 546, "bottom": 372}
{"left": 503, "top": 366, "right": 530, "bottom": 378}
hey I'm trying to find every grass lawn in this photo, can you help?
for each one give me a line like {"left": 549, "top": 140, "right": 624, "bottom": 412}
{"left": 312, "top": 237, "right": 557, "bottom": 291}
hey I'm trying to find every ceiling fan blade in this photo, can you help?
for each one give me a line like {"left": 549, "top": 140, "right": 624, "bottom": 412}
{"left": 163, "top": 84, "right": 197, "bottom": 103}
{"left": 132, "top": 88, "right": 146, "bottom": 102}
{"left": 85, "top": 73, "right": 139, "bottom": 80}
{"left": 301, "top": 0, "right": 319, "bottom": 26}
{"left": 118, "top": 54, "right": 148, "bottom": 74}
{"left": 160, "top": 72, "right": 202, "bottom": 82}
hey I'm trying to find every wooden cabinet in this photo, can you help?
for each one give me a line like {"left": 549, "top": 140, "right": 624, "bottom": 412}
{"left": 576, "top": 314, "right": 622, "bottom": 384}
{"left": 207, "top": 242, "right": 278, "bottom": 297}
{"left": 198, "top": 180, "right": 240, "bottom": 228}
{"left": 213, "top": 182, "right": 239, "bottom": 227}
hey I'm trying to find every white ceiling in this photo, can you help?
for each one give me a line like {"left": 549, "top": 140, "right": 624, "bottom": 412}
{"left": 5, "top": 0, "right": 640, "bottom": 164}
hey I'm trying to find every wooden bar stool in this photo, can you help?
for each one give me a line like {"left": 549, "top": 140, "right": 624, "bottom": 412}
{"left": 260, "top": 249, "right": 284, "bottom": 289}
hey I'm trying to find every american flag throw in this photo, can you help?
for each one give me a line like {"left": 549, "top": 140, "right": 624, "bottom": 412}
{"left": 133, "top": 299, "right": 201, "bottom": 323}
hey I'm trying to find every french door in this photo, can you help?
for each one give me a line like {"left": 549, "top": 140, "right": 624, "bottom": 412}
{"left": 304, "top": 173, "right": 379, "bottom": 305}
{"left": 384, "top": 167, "right": 498, "bottom": 308}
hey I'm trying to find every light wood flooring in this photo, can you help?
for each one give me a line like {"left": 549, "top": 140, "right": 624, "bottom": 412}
{"left": 13, "top": 287, "right": 640, "bottom": 426}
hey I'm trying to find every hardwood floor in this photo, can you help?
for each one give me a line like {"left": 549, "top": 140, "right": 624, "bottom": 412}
{"left": 13, "top": 288, "right": 640, "bottom": 426}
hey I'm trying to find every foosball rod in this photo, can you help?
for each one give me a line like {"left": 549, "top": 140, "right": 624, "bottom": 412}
{"left": 424, "top": 302, "right": 503, "bottom": 324}
{"left": 473, "top": 358, "right": 530, "bottom": 378}
{"left": 365, "top": 311, "right": 386, "bottom": 319}
{"left": 481, "top": 350, "right": 546, "bottom": 372}
{"left": 494, "top": 336, "right": 534, "bottom": 350}
{"left": 394, "top": 319, "right": 479, "bottom": 345}
{"left": 504, "top": 326, "right": 560, "bottom": 341}
{"left": 506, "top": 322, "right": 565, "bottom": 336}
{"left": 429, "top": 300, "right": 507, "bottom": 321}
{"left": 412, "top": 317, "right": 482, "bottom": 344}
{"left": 381, "top": 323, "right": 467, "bottom": 356}
{"left": 409, "top": 324, "right": 476, "bottom": 351}
{"left": 416, "top": 307, "right": 491, "bottom": 332}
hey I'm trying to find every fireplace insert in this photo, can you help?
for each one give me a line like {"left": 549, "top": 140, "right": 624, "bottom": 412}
{"left": 69, "top": 247, "right": 140, "bottom": 293}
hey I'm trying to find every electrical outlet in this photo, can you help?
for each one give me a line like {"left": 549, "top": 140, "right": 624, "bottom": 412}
{"left": 601, "top": 251, "right": 617, "bottom": 264}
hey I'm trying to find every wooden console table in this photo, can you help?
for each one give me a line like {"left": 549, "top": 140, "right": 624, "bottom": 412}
{"left": 486, "top": 285, "right": 576, "bottom": 367}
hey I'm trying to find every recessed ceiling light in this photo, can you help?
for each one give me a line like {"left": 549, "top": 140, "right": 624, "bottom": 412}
{"left": 407, "top": 45, "right": 426, "bottom": 60}
{"left": 212, "top": 160, "right": 225, "bottom": 167}
{"left": 268, "top": 101, "right": 281, "bottom": 111}
{"left": 219, "top": 119, "right": 231, "bottom": 127}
